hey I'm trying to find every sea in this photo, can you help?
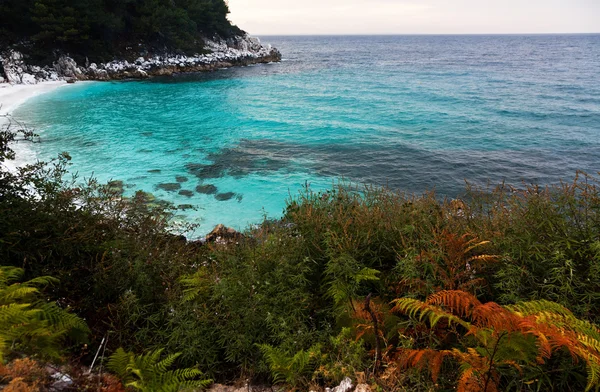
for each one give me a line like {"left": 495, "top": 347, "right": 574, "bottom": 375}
{"left": 13, "top": 35, "right": 600, "bottom": 235}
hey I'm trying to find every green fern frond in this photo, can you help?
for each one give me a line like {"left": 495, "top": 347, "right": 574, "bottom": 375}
{"left": 0, "top": 266, "right": 89, "bottom": 360}
{"left": 23, "top": 275, "right": 60, "bottom": 288}
{"left": 154, "top": 352, "right": 181, "bottom": 374}
{"left": 37, "top": 302, "right": 90, "bottom": 335}
{"left": 0, "top": 266, "right": 25, "bottom": 286}
{"left": 585, "top": 355, "right": 600, "bottom": 392}
{"left": 107, "top": 347, "right": 210, "bottom": 392}
{"left": 180, "top": 268, "right": 212, "bottom": 302}
{"left": 0, "top": 303, "right": 39, "bottom": 325}
{"left": 0, "top": 286, "right": 39, "bottom": 303}
{"left": 391, "top": 297, "right": 471, "bottom": 329}
{"left": 508, "top": 300, "right": 574, "bottom": 317}
{"left": 259, "top": 343, "right": 322, "bottom": 387}
{"left": 107, "top": 347, "right": 133, "bottom": 379}
{"left": 354, "top": 267, "right": 380, "bottom": 283}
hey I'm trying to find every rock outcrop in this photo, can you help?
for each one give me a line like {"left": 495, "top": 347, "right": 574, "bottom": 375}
{"left": 0, "top": 51, "right": 61, "bottom": 84}
{"left": 0, "top": 34, "right": 281, "bottom": 85}
{"left": 205, "top": 223, "right": 243, "bottom": 244}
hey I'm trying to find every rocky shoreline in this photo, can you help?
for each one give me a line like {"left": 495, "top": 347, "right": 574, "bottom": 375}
{"left": 0, "top": 34, "right": 281, "bottom": 84}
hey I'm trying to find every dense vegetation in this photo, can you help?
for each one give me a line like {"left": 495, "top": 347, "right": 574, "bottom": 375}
{"left": 1, "top": 119, "right": 600, "bottom": 391}
{"left": 0, "top": 0, "right": 242, "bottom": 64}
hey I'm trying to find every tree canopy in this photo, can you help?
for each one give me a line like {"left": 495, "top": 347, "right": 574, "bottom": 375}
{"left": 0, "top": 0, "right": 243, "bottom": 63}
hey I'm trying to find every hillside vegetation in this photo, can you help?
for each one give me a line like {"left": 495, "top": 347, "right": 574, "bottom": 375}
{"left": 1, "top": 121, "right": 600, "bottom": 391}
{"left": 0, "top": 0, "right": 242, "bottom": 64}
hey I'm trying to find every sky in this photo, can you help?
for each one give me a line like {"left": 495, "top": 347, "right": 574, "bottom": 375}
{"left": 227, "top": 0, "right": 600, "bottom": 35}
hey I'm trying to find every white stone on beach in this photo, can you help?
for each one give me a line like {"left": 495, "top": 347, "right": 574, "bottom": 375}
{"left": 21, "top": 73, "right": 37, "bottom": 85}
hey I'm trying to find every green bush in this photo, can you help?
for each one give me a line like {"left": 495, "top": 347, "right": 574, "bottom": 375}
{"left": 3, "top": 120, "right": 600, "bottom": 390}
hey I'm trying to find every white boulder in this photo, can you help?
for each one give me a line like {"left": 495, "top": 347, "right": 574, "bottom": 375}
{"left": 21, "top": 73, "right": 37, "bottom": 84}
{"left": 326, "top": 377, "right": 354, "bottom": 392}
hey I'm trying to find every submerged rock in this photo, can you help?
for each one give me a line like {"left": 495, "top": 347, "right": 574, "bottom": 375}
{"left": 176, "top": 175, "right": 189, "bottom": 183}
{"left": 196, "top": 184, "right": 218, "bottom": 194}
{"left": 215, "top": 192, "right": 235, "bottom": 201}
{"left": 177, "top": 204, "right": 194, "bottom": 210}
{"left": 106, "top": 180, "right": 125, "bottom": 195}
{"left": 156, "top": 183, "right": 181, "bottom": 192}
{"left": 148, "top": 169, "right": 162, "bottom": 174}
{"left": 135, "top": 191, "right": 156, "bottom": 202}
{"left": 178, "top": 189, "right": 194, "bottom": 197}
{"left": 190, "top": 164, "right": 224, "bottom": 179}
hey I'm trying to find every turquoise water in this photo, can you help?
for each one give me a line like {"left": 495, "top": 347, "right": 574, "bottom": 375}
{"left": 15, "top": 35, "right": 600, "bottom": 234}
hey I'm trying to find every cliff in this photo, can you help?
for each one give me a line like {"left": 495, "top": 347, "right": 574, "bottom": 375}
{"left": 0, "top": 34, "right": 281, "bottom": 84}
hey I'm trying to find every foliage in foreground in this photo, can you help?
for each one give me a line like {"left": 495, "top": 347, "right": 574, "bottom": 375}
{"left": 2, "top": 122, "right": 600, "bottom": 390}
{"left": 0, "top": 266, "right": 89, "bottom": 362}
{"left": 0, "top": 356, "right": 126, "bottom": 391}
{"left": 107, "top": 348, "right": 211, "bottom": 392}
{"left": 393, "top": 290, "right": 600, "bottom": 391}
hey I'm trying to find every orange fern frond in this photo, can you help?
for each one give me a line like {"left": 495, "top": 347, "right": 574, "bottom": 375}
{"left": 466, "top": 254, "right": 498, "bottom": 264}
{"left": 393, "top": 290, "right": 600, "bottom": 391}
{"left": 427, "top": 290, "right": 482, "bottom": 318}
{"left": 463, "top": 240, "right": 491, "bottom": 255}
{"left": 396, "top": 348, "right": 453, "bottom": 382}
{"left": 471, "top": 302, "right": 518, "bottom": 332}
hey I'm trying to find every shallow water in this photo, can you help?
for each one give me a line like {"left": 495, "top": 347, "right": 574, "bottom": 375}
{"left": 15, "top": 35, "right": 600, "bottom": 234}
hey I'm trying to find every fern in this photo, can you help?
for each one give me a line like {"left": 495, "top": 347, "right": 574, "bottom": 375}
{"left": 0, "top": 266, "right": 89, "bottom": 361}
{"left": 258, "top": 344, "right": 322, "bottom": 388}
{"left": 179, "top": 268, "right": 212, "bottom": 302}
{"left": 395, "top": 231, "right": 498, "bottom": 299}
{"left": 392, "top": 290, "right": 600, "bottom": 391}
{"left": 107, "top": 347, "right": 211, "bottom": 392}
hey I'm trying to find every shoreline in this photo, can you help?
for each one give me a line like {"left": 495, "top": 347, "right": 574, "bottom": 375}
{"left": 0, "top": 81, "right": 67, "bottom": 118}
{"left": 1, "top": 35, "right": 281, "bottom": 84}
{"left": 0, "top": 81, "right": 69, "bottom": 171}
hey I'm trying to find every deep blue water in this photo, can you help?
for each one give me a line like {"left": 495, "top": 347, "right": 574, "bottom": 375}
{"left": 15, "top": 35, "right": 600, "bottom": 234}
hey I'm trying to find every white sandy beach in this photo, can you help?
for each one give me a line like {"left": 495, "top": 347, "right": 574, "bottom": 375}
{"left": 0, "top": 81, "right": 66, "bottom": 117}
{"left": 0, "top": 81, "right": 67, "bottom": 170}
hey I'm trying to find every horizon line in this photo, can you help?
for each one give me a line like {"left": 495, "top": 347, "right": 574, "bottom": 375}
{"left": 249, "top": 32, "right": 600, "bottom": 37}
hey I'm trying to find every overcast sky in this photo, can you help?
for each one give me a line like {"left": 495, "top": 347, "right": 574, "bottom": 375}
{"left": 228, "top": 0, "right": 600, "bottom": 35}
